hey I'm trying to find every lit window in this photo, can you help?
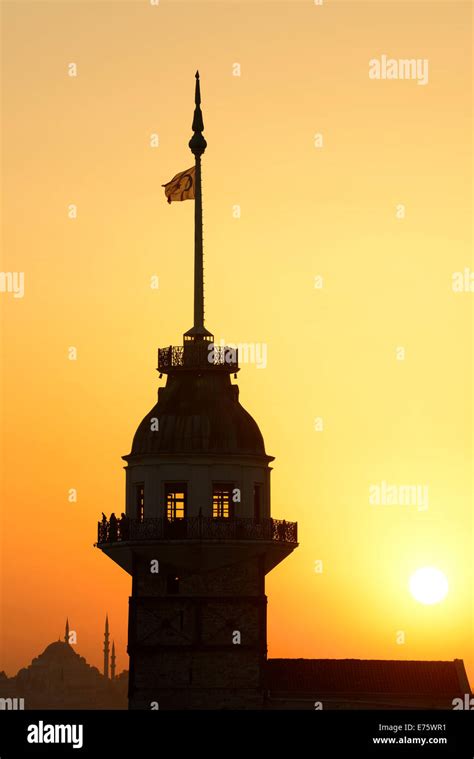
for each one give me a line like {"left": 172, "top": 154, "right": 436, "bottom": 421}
{"left": 165, "top": 484, "right": 187, "bottom": 520}
{"left": 136, "top": 483, "right": 145, "bottom": 522}
{"left": 212, "top": 484, "right": 233, "bottom": 519}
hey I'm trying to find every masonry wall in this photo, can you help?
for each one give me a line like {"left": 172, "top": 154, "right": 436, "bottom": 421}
{"left": 125, "top": 454, "right": 271, "bottom": 520}
{"left": 128, "top": 552, "right": 267, "bottom": 710}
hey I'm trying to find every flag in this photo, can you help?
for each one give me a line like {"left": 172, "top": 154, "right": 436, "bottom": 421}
{"left": 162, "top": 166, "right": 195, "bottom": 204}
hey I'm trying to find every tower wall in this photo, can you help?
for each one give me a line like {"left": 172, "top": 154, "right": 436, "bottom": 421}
{"left": 127, "top": 552, "right": 267, "bottom": 709}
{"left": 124, "top": 454, "right": 271, "bottom": 520}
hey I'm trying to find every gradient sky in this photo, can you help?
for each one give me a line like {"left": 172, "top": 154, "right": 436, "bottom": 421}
{"left": 1, "top": 0, "right": 472, "bottom": 685}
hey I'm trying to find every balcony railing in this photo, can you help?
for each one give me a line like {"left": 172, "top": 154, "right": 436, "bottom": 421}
{"left": 97, "top": 515, "right": 297, "bottom": 545}
{"left": 158, "top": 344, "right": 238, "bottom": 373}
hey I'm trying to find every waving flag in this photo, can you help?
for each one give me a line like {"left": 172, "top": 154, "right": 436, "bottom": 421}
{"left": 162, "top": 166, "right": 195, "bottom": 204}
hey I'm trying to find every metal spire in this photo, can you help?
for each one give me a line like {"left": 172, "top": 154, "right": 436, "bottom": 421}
{"left": 189, "top": 71, "right": 207, "bottom": 154}
{"left": 185, "top": 71, "right": 212, "bottom": 341}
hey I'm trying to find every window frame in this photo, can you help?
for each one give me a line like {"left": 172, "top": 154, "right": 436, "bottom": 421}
{"left": 212, "top": 482, "right": 234, "bottom": 520}
{"left": 164, "top": 482, "right": 187, "bottom": 521}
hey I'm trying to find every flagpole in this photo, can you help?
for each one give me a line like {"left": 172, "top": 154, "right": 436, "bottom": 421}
{"left": 188, "top": 71, "right": 207, "bottom": 338}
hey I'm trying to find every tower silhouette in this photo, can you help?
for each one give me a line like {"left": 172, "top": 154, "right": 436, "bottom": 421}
{"left": 111, "top": 641, "right": 116, "bottom": 681}
{"left": 97, "top": 72, "right": 298, "bottom": 709}
{"left": 64, "top": 618, "right": 69, "bottom": 644}
{"left": 103, "top": 615, "right": 110, "bottom": 679}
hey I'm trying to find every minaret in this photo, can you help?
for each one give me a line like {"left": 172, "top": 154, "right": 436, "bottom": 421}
{"left": 111, "top": 641, "right": 116, "bottom": 680}
{"left": 103, "top": 615, "right": 110, "bottom": 679}
{"left": 64, "top": 618, "right": 69, "bottom": 644}
{"left": 97, "top": 72, "right": 298, "bottom": 710}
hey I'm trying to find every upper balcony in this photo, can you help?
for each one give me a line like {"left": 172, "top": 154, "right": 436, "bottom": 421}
{"left": 97, "top": 514, "right": 297, "bottom": 546}
{"left": 158, "top": 343, "right": 239, "bottom": 374}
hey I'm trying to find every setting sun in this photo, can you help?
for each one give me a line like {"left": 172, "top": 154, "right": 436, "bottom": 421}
{"left": 409, "top": 568, "right": 449, "bottom": 606}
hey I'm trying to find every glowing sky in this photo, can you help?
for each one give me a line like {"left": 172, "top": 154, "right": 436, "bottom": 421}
{"left": 1, "top": 0, "right": 472, "bottom": 685}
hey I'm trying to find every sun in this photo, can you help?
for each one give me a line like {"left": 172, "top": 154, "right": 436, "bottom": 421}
{"left": 409, "top": 567, "right": 449, "bottom": 605}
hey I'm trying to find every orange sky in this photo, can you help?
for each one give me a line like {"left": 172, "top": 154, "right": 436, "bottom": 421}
{"left": 1, "top": 0, "right": 472, "bottom": 685}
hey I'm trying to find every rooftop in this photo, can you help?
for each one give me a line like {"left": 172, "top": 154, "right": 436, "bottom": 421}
{"left": 266, "top": 658, "right": 471, "bottom": 697}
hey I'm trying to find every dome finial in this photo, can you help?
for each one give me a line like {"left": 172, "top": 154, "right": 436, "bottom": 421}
{"left": 189, "top": 70, "right": 206, "bottom": 155}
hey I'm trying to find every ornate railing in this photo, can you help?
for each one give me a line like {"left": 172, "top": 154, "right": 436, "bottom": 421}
{"left": 158, "top": 344, "right": 238, "bottom": 373}
{"left": 97, "top": 515, "right": 297, "bottom": 545}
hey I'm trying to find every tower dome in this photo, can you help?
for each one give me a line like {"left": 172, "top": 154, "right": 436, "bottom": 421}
{"left": 131, "top": 371, "right": 267, "bottom": 457}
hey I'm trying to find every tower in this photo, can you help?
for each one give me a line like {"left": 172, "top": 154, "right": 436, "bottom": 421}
{"left": 103, "top": 615, "right": 110, "bottom": 679}
{"left": 64, "top": 618, "right": 69, "bottom": 644}
{"left": 111, "top": 641, "right": 116, "bottom": 680}
{"left": 97, "top": 72, "right": 298, "bottom": 710}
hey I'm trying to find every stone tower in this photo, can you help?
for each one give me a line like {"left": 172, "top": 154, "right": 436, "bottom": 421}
{"left": 97, "top": 72, "right": 298, "bottom": 710}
